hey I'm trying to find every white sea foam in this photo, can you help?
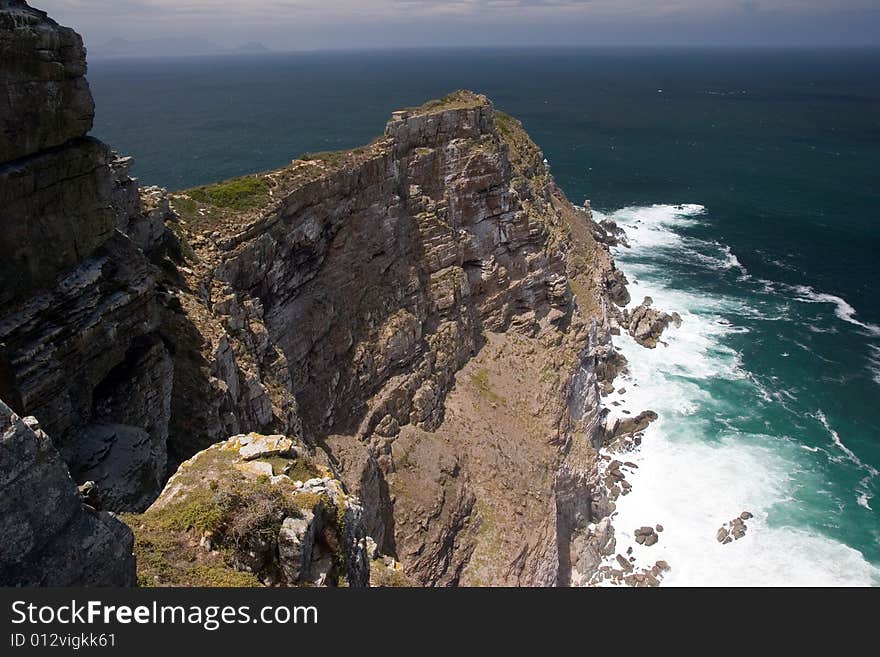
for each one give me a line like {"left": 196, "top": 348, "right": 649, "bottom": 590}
{"left": 812, "top": 410, "right": 879, "bottom": 510}
{"left": 596, "top": 202, "right": 880, "bottom": 587}
{"left": 870, "top": 346, "right": 880, "bottom": 386}
{"left": 790, "top": 285, "right": 880, "bottom": 336}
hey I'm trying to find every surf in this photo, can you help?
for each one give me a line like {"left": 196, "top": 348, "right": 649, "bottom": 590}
{"left": 593, "top": 203, "right": 880, "bottom": 586}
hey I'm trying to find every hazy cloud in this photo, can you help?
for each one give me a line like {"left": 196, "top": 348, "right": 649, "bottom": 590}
{"left": 34, "top": 0, "right": 880, "bottom": 53}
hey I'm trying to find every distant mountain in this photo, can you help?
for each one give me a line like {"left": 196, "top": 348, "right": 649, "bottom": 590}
{"left": 237, "top": 41, "right": 270, "bottom": 53}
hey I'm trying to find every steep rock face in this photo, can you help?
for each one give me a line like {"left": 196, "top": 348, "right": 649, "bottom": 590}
{"left": 0, "top": 2, "right": 174, "bottom": 512}
{"left": 0, "top": 400, "right": 136, "bottom": 586}
{"left": 0, "top": 0, "right": 93, "bottom": 163}
{"left": 2, "top": 2, "right": 641, "bottom": 586}
{"left": 167, "top": 92, "right": 626, "bottom": 585}
{"left": 0, "top": 137, "right": 116, "bottom": 306}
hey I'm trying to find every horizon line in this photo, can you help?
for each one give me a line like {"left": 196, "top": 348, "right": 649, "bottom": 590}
{"left": 87, "top": 42, "right": 880, "bottom": 61}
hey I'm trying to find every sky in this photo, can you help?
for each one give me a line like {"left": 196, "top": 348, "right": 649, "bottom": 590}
{"left": 34, "top": 0, "right": 880, "bottom": 54}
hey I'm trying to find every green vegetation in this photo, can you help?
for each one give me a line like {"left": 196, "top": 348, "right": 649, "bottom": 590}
{"left": 291, "top": 491, "right": 326, "bottom": 512}
{"left": 494, "top": 110, "right": 518, "bottom": 138}
{"left": 370, "top": 559, "right": 414, "bottom": 587}
{"left": 300, "top": 150, "right": 349, "bottom": 166}
{"left": 183, "top": 566, "right": 263, "bottom": 587}
{"left": 188, "top": 176, "right": 270, "bottom": 210}
{"left": 410, "top": 90, "right": 485, "bottom": 115}
{"left": 469, "top": 368, "right": 507, "bottom": 406}
{"left": 299, "top": 142, "right": 380, "bottom": 168}
{"left": 121, "top": 448, "right": 315, "bottom": 587}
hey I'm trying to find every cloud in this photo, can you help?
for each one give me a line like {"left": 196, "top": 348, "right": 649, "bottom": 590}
{"left": 34, "top": 0, "right": 880, "bottom": 49}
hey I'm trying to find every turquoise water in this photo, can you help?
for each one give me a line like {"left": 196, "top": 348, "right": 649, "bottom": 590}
{"left": 87, "top": 48, "right": 880, "bottom": 584}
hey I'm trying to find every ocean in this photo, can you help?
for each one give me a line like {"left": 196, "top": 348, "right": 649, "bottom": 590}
{"left": 86, "top": 47, "right": 880, "bottom": 585}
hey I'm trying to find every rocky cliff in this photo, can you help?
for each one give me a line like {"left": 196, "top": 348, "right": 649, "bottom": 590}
{"left": 156, "top": 91, "right": 633, "bottom": 586}
{"left": 0, "top": 1, "right": 661, "bottom": 587}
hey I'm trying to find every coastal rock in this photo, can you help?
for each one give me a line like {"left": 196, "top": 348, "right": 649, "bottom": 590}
{"left": 605, "top": 268, "right": 631, "bottom": 307}
{"left": 624, "top": 297, "right": 676, "bottom": 349}
{"left": 1, "top": 0, "right": 632, "bottom": 588}
{"left": 716, "top": 511, "right": 754, "bottom": 545}
{"left": 603, "top": 410, "right": 658, "bottom": 446}
{"left": 0, "top": 2, "right": 179, "bottom": 516}
{"left": 0, "top": 234, "right": 172, "bottom": 511}
{"left": 0, "top": 137, "right": 116, "bottom": 305}
{"left": 593, "top": 217, "right": 629, "bottom": 248}
{"left": 167, "top": 91, "right": 626, "bottom": 586}
{"left": 111, "top": 154, "right": 172, "bottom": 254}
{"left": 0, "top": 400, "right": 136, "bottom": 586}
{"left": 634, "top": 525, "right": 659, "bottom": 546}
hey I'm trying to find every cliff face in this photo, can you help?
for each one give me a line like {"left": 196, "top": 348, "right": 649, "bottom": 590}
{"left": 1, "top": 1, "right": 638, "bottom": 587}
{"left": 0, "top": 1, "right": 173, "bottom": 516}
{"left": 164, "top": 92, "right": 627, "bottom": 585}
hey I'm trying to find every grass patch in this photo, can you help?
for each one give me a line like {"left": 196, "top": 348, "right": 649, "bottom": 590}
{"left": 370, "top": 559, "right": 415, "bottom": 587}
{"left": 122, "top": 475, "right": 308, "bottom": 587}
{"left": 469, "top": 368, "right": 507, "bottom": 406}
{"left": 494, "top": 111, "right": 518, "bottom": 138}
{"left": 188, "top": 176, "right": 270, "bottom": 210}
{"left": 300, "top": 150, "right": 348, "bottom": 166}
{"left": 183, "top": 565, "right": 262, "bottom": 587}
{"left": 409, "top": 90, "right": 485, "bottom": 115}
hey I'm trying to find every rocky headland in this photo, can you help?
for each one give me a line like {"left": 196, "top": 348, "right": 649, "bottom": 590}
{"left": 0, "top": 1, "right": 682, "bottom": 586}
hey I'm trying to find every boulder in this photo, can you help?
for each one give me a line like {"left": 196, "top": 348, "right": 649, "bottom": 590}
{"left": 624, "top": 297, "right": 677, "bottom": 348}
{"left": 237, "top": 433, "right": 298, "bottom": 461}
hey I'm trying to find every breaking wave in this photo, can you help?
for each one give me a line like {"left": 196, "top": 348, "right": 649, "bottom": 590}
{"left": 594, "top": 203, "right": 880, "bottom": 586}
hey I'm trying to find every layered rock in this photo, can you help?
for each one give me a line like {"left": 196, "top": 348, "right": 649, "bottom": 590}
{"left": 0, "top": 1, "right": 175, "bottom": 514}
{"left": 0, "top": 0, "right": 93, "bottom": 163}
{"left": 160, "top": 93, "right": 631, "bottom": 586}
{"left": 0, "top": 400, "right": 136, "bottom": 586}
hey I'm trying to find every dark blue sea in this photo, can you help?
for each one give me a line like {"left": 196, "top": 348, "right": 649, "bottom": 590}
{"left": 87, "top": 48, "right": 880, "bottom": 584}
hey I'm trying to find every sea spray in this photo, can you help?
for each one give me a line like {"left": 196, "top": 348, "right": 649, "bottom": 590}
{"left": 594, "top": 204, "right": 880, "bottom": 586}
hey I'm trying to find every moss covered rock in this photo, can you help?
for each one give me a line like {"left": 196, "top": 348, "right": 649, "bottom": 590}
{"left": 123, "top": 433, "right": 372, "bottom": 587}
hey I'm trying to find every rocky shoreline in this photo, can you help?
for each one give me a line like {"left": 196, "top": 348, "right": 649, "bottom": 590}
{"left": 583, "top": 213, "right": 765, "bottom": 587}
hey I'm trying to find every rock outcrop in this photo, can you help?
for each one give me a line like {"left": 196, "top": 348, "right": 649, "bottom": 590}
{"left": 0, "top": 400, "right": 136, "bottom": 586}
{"left": 124, "top": 433, "right": 370, "bottom": 587}
{"left": 716, "top": 511, "right": 753, "bottom": 545}
{"left": 621, "top": 297, "right": 680, "bottom": 348}
{"left": 0, "top": 0, "right": 93, "bottom": 164}
{"left": 153, "top": 92, "right": 631, "bottom": 586}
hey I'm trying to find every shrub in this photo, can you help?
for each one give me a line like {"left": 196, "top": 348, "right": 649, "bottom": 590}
{"left": 188, "top": 176, "right": 269, "bottom": 210}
